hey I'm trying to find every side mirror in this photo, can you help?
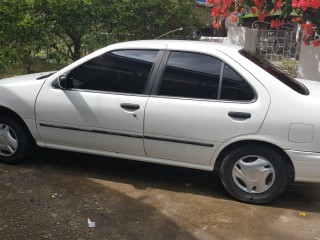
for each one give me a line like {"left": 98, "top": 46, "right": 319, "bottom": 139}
{"left": 57, "top": 75, "right": 68, "bottom": 89}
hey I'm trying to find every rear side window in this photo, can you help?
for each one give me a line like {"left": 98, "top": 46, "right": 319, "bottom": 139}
{"left": 239, "top": 49, "right": 309, "bottom": 95}
{"left": 158, "top": 51, "right": 255, "bottom": 101}
{"left": 67, "top": 50, "right": 159, "bottom": 94}
{"left": 221, "top": 64, "right": 255, "bottom": 101}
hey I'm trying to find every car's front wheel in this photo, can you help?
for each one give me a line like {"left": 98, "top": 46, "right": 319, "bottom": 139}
{"left": 0, "top": 116, "right": 33, "bottom": 164}
{"left": 220, "top": 145, "right": 288, "bottom": 203}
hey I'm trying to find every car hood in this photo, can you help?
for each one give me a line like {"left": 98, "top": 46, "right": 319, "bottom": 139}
{"left": 0, "top": 71, "right": 55, "bottom": 84}
{"left": 0, "top": 71, "right": 55, "bottom": 120}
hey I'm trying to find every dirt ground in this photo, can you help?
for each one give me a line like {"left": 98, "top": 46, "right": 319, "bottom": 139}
{"left": 0, "top": 148, "right": 319, "bottom": 240}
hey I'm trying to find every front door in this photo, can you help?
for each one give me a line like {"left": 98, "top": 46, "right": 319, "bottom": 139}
{"left": 36, "top": 49, "right": 161, "bottom": 156}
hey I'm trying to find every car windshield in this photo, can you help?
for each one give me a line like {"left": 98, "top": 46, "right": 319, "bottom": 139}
{"left": 239, "top": 49, "right": 309, "bottom": 95}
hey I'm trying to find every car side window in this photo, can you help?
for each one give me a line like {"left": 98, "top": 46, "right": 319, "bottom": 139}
{"left": 157, "top": 51, "right": 255, "bottom": 101}
{"left": 221, "top": 64, "right": 255, "bottom": 101}
{"left": 158, "top": 52, "right": 222, "bottom": 100}
{"left": 67, "top": 50, "right": 159, "bottom": 94}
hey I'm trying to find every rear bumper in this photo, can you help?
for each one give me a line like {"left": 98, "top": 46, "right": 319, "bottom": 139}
{"left": 285, "top": 150, "right": 320, "bottom": 183}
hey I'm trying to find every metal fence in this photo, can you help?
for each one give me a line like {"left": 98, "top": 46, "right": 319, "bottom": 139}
{"left": 200, "top": 29, "right": 302, "bottom": 78}
{"left": 255, "top": 30, "right": 302, "bottom": 61}
{"left": 255, "top": 30, "right": 302, "bottom": 77}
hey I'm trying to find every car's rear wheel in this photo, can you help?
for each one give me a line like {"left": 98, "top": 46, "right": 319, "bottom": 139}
{"left": 220, "top": 145, "right": 288, "bottom": 203}
{"left": 0, "top": 116, "right": 33, "bottom": 164}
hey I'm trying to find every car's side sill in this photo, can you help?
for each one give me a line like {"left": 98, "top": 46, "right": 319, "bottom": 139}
{"left": 43, "top": 142, "right": 214, "bottom": 171}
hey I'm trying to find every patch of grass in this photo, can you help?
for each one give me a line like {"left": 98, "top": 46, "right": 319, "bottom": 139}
{"left": 273, "top": 58, "right": 299, "bottom": 78}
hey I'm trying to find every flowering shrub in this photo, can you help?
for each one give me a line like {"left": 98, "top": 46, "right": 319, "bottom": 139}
{"left": 206, "top": 0, "right": 320, "bottom": 47}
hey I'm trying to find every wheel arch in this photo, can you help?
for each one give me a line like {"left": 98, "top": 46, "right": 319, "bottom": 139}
{"left": 214, "top": 140, "right": 295, "bottom": 182}
{"left": 0, "top": 106, "right": 36, "bottom": 144}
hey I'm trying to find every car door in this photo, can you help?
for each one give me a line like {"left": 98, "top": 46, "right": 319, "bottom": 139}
{"left": 36, "top": 48, "right": 164, "bottom": 156}
{"left": 144, "top": 48, "right": 270, "bottom": 165}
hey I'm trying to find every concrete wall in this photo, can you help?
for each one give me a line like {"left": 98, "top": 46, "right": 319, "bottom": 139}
{"left": 200, "top": 27, "right": 258, "bottom": 52}
{"left": 199, "top": 36, "right": 227, "bottom": 43}
{"left": 224, "top": 27, "right": 257, "bottom": 52}
{"left": 297, "top": 41, "right": 320, "bottom": 81}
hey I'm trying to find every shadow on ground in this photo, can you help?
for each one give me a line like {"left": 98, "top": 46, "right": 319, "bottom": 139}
{"left": 23, "top": 148, "right": 320, "bottom": 213}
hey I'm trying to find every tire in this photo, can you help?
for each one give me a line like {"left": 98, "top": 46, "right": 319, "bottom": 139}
{"left": 220, "top": 145, "right": 288, "bottom": 204}
{"left": 0, "top": 115, "right": 33, "bottom": 164}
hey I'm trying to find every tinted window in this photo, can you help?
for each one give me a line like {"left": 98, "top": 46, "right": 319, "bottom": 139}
{"left": 221, "top": 64, "right": 255, "bottom": 101}
{"left": 158, "top": 52, "right": 222, "bottom": 100}
{"left": 239, "top": 49, "right": 309, "bottom": 95}
{"left": 67, "top": 50, "right": 158, "bottom": 94}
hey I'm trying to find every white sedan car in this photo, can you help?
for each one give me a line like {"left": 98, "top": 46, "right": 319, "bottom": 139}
{"left": 0, "top": 40, "right": 319, "bottom": 203}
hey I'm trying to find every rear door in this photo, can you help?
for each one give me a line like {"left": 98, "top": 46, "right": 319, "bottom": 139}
{"left": 144, "top": 47, "right": 270, "bottom": 165}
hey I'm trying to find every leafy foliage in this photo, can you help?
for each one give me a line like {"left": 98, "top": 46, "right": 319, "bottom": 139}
{"left": 0, "top": 0, "right": 202, "bottom": 73}
{"left": 112, "top": 0, "right": 200, "bottom": 40}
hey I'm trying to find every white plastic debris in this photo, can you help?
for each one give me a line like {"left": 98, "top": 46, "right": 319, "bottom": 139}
{"left": 87, "top": 218, "right": 96, "bottom": 228}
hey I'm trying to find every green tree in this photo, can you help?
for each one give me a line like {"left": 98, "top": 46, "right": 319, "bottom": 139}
{"left": 0, "top": 0, "right": 114, "bottom": 71}
{"left": 112, "top": 0, "right": 201, "bottom": 41}
{"left": 30, "top": 0, "right": 114, "bottom": 61}
{"left": 0, "top": 0, "right": 42, "bottom": 72}
{"left": 0, "top": 0, "right": 203, "bottom": 74}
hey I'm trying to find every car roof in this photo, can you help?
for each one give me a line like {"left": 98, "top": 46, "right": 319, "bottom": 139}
{"left": 112, "top": 40, "right": 242, "bottom": 55}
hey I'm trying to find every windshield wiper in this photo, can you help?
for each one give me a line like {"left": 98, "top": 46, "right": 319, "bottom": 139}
{"left": 36, "top": 72, "right": 56, "bottom": 80}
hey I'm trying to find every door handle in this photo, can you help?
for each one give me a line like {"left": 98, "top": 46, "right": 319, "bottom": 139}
{"left": 228, "top": 111, "right": 251, "bottom": 119}
{"left": 120, "top": 103, "right": 140, "bottom": 110}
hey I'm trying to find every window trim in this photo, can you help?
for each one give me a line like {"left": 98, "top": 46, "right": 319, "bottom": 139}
{"left": 151, "top": 50, "right": 257, "bottom": 103}
{"left": 51, "top": 49, "right": 164, "bottom": 96}
{"left": 217, "top": 62, "right": 225, "bottom": 99}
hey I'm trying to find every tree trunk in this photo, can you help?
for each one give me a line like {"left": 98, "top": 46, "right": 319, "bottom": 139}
{"left": 72, "top": 39, "right": 81, "bottom": 62}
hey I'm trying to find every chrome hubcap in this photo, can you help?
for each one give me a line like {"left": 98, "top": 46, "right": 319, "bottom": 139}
{"left": 0, "top": 123, "right": 18, "bottom": 157}
{"left": 232, "top": 155, "right": 275, "bottom": 194}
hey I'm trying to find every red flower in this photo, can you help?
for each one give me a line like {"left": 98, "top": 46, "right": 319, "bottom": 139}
{"left": 254, "top": 0, "right": 264, "bottom": 11}
{"left": 213, "top": 0, "right": 221, "bottom": 5}
{"left": 291, "top": 17, "right": 302, "bottom": 23}
{"left": 310, "top": 0, "right": 320, "bottom": 9}
{"left": 240, "top": 8, "right": 245, "bottom": 13}
{"left": 270, "top": 19, "right": 284, "bottom": 29}
{"left": 303, "top": 35, "right": 311, "bottom": 46}
{"left": 299, "top": 0, "right": 309, "bottom": 10}
{"left": 213, "top": 20, "right": 221, "bottom": 28}
{"left": 212, "top": 7, "right": 220, "bottom": 17}
{"left": 274, "top": 0, "right": 284, "bottom": 11}
{"left": 222, "top": 12, "right": 229, "bottom": 19}
{"left": 224, "top": 0, "right": 232, "bottom": 6}
{"left": 304, "top": 22, "right": 314, "bottom": 35}
{"left": 292, "top": 0, "right": 299, "bottom": 8}
{"left": 313, "top": 39, "right": 320, "bottom": 47}
{"left": 258, "top": 12, "right": 269, "bottom": 21}
{"left": 250, "top": 6, "right": 257, "bottom": 14}
{"left": 231, "top": 15, "right": 238, "bottom": 23}
{"left": 291, "top": 0, "right": 320, "bottom": 10}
